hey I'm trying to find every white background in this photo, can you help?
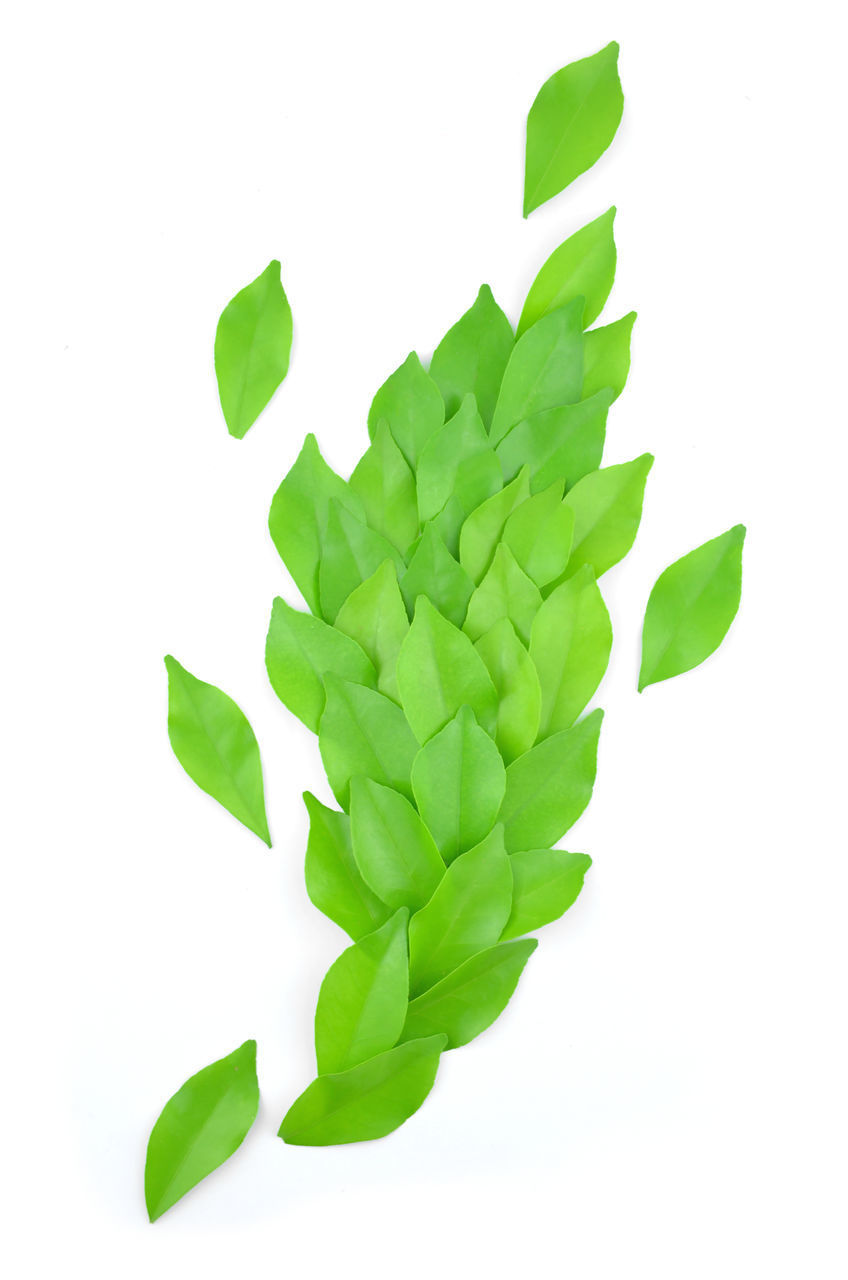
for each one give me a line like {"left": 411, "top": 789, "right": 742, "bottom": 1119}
{"left": 2, "top": 1, "right": 846, "bottom": 1275}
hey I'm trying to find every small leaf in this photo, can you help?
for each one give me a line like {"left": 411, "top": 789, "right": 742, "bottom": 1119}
{"left": 518, "top": 207, "right": 617, "bottom": 334}
{"left": 145, "top": 1039, "right": 259, "bottom": 1222}
{"left": 416, "top": 394, "right": 490, "bottom": 523}
{"left": 279, "top": 1035, "right": 447, "bottom": 1146}
{"left": 368, "top": 352, "right": 444, "bottom": 468}
{"left": 314, "top": 909, "right": 410, "bottom": 1075}
{"left": 463, "top": 543, "right": 543, "bottom": 647}
{"left": 397, "top": 596, "right": 497, "bottom": 742}
{"left": 502, "top": 849, "right": 592, "bottom": 939}
{"left": 502, "top": 482, "right": 574, "bottom": 588}
{"left": 349, "top": 420, "right": 419, "bottom": 554}
{"left": 215, "top": 260, "right": 292, "bottom": 438}
{"left": 562, "top": 453, "right": 653, "bottom": 580}
{"left": 429, "top": 285, "right": 515, "bottom": 427}
{"left": 530, "top": 565, "right": 612, "bottom": 736}
{"left": 411, "top": 706, "right": 506, "bottom": 864}
{"left": 334, "top": 560, "right": 410, "bottom": 703}
{"left": 496, "top": 390, "right": 613, "bottom": 492}
{"left": 318, "top": 499, "right": 404, "bottom": 622}
{"left": 582, "top": 311, "right": 636, "bottom": 402}
{"left": 401, "top": 940, "right": 537, "bottom": 1049}
{"left": 500, "top": 708, "right": 603, "bottom": 852}
{"left": 459, "top": 467, "right": 532, "bottom": 583}
{"left": 265, "top": 596, "right": 376, "bottom": 733}
{"left": 638, "top": 525, "right": 746, "bottom": 691}
{"left": 489, "top": 301, "right": 584, "bottom": 446}
{"left": 319, "top": 675, "right": 419, "bottom": 809}
{"left": 303, "top": 792, "right": 390, "bottom": 941}
{"left": 524, "top": 42, "right": 623, "bottom": 216}
{"left": 165, "top": 656, "right": 270, "bottom": 846}
{"left": 350, "top": 777, "right": 446, "bottom": 912}
{"left": 400, "top": 524, "right": 475, "bottom": 629}
{"left": 474, "top": 619, "right": 542, "bottom": 764}
{"left": 408, "top": 826, "right": 513, "bottom": 996}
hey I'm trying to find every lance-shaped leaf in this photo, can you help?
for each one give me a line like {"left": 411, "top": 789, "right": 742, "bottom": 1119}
{"left": 279, "top": 1034, "right": 447, "bottom": 1146}
{"left": 411, "top": 706, "right": 506, "bottom": 864}
{"left": 165, "top": 656, "right": 270, "bottom": 846}
{"left": 408, "top": 826, "right": 513, "bottom": 996}
{"left": 265, "top": 596, "right": 376, "bottom": 733}
{"left": 334, "top": 560, "right": 409, "bottom": 704}
{"left": 401, "top": 940, "right": 537, "bottom": 1049}
{"left": 416, "top": 395, "right": 491, "bottom": 524}
{"left": 530, "top": 566, "right": 612, "bottom": 736}
{"left": 319, "top": 499, "right": 404, "bottom": 622}
{"left": 429, "top": 449, "right": 504, "bottom": 557}
{"left": 428, "top": 285, "right": 514, "bottom": 427}
{"left": 582, "top": 311, "right": 636, "bottom": 402}
{"left": 519, "top": 207, "right": 617, "bottom": 334}
{"left": 350, "top": 777, "right": 445, "bottom": 912}
{"left": 502, "top": 850, "right": 592, "bottom": 939}
{"left": 368, "top": 352, "right": 444, "bottom": 468}
{"left": 215, "top": 260, "right": 292, "bottom": 438}
{"left": 463, "top": 543, "right": 542, "bottom": 647}
{"left": 497, "top": 390, "right": 612, "bottom": 492}
{"left": 400, "top": 524, "right": 475, "bottom": 629}
{"left": 314, "top": 909, "right": 410, "bottom": 1075}
{"left": 268, "top": 434, "right": 364, "bottom": 615}
{"left": 349, "top": 420, "right": 419, "bottom": 555}
{"left": 397, "top": 597, "right": 497, "bottom": 743}
{"left": 501, "top": 481, "right": 574, "bottom": 588}
{"left": 145, "top": 1039, "right": 259, "bottom": 1222}
{"left": 562, "top": 453, "right": 653, "bottom": 580}
{"left": 490, "top": 300, "right": 584, "bottom": 446}
{"left": 475, "top": 619, "right": 542, "bottom": 764}
{"left": 523, "top": 41, "right": 624, "bottom": 216}
{"left": 459, "top": 466, "right": 531, "bottom": 583}
{"left": 500, "top": 708, "right": 603, "bottom": 852}
{"left": 319, "top": 675, "right": 419, "bottom": 809}
{"left": 639, "top": 525, "right": 746, "bottom": 691}
{"left": 303, "top": 792, "right": 390, "bottom": 941}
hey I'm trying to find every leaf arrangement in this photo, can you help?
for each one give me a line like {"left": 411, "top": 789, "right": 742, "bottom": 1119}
{"left": 148, "top": 42, "right": 745, "bottom": 1219}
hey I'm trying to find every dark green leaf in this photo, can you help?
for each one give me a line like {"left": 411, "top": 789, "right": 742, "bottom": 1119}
{"left": 458, "top": 466, "right": 531, "bottom": 583}
{"left": 318, "top": 499, "right": 404, "bottom": 622}
{"left": 303, "top": 791, "right": 390, "bottom": 941}
{"left": 397, "top": 596, "right": 497, "bottom": 742}
{"left": 518, "top": 207, "right": 617, "bottom": 334}
{"left": 411, "top": 706, "right": 506, "bottom": 864}
{"left": 502, "top": 849, "right": 592, "bottom": 939}
{"left": 582, "top": 311, "right": 636, "bottom": 402}
{"left": 429, "top": 285, "right": 515, "bottom": 427}
{"left": 500, "top": 709, "right": 603, "bottom": 852}
{"left": 562, "top": 453, "right": 653, "bottom": 580}
{"left": 349, "top": 420, "right": 419, "bottom": 554}
{"left": 350, "top": 776, "right": 445, "bottom": 912}
{"left": 400, "top": 524, "right": 475, "bottom": 628}
{"left": 496, "top": 390, "right": 613, "bottom": 492}
{"left": 530, "top": 565, "right": 612, "bottom": 736}
{"left": 367, "top": 352, "right": 444, "bottom": 468}
{"left": 489, "top": 301, "right": 584, "bottom": 446}
{"left": 214, "top": 260, "right": 292, "bottom": 438}
{"left": 318, "top": 675, "right": 419, "bottom": 809}
{"left": 401, "top": 941, "right": 537, "bottom": 1049}
{"left": 474, "top": 619, "right": 542, "bottom": 764}
{"left": 334, "top": 559, "right": 409, "bottom": 704}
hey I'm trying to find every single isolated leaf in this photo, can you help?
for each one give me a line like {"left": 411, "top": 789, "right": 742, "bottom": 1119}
{"left": 145, "top": 1039, "right": 259, "bottom": 1222}
{"left": 459, "top": 466, "right": 532, "bottom": 583}
{"left": 416, "top": 394, "right": 490, "bottom": 523}
{"left": 397, "top": 596, "right": 497, "bottom": 742}
{"left": 314, "top": 909, "right": 410, "bottom": 1075}
{"left": 215, "top": 260, "right": 292, "bottom": 438}
{"left": 165, "top": 656, "right": 270, "bottom": 846}
{"left": 519, "top": 207, "right": 617, "bottom": 334}
{"left": 639, "top": 524, "right": 746, "bottom": 691}
{"left": 530, "top": 565, "right": 612, "bottom": 736}
{"left": 412, "top": 706, "right": 506, "bottom": 864}
{"left": 429, "top": 285, "right": 515, "bottom": 427}
{"left": 582, "top": 311, "right": 636, "bottom": 402}
{"left": 500, "top": 708, "right": 603, "bottom": 852}
{"left": 318, "top": 499, "right": 404, "bottom": 622}
{"left": 474, "top": 618, "right": 542, "bottom": 764}
{"left": 303, "top": 792, "right": 390, "bottom": 941}
{"left": 279, "top": 1034, "right": 447, "bottom": 1146}
{"left": 489, "top": 301, "right": 584, "bottom": 447}
{"left": 368, "top": 352, "right": 444, "bottom": 468}
{"left": 349, "top": 420, "right": 419, "bottom": 554}
{"left": 502, "top": 849, "right": 592, "bottom": 939}
{"left": 401, "top": 940, "right": 537, "bottom": 1049}
{"left": 524, "top": 41, "right": 624, "bottom": 216}
{"left": 335, "top": 560, "right": 410, "bottom": 703}
{"left": 350, "top": 776, "right": 445, "bottom": 912}
{"left": 562, "top": 453, "right": 653, "bottom": 580}
{"left": 497, "top": 390, "right": 613, "bottom": 493}
{"left": 400, "top": 524, "right": 475, "bottom": 629}
{"left": 463, "top": 543, "right": 543, "bottom": 647}
{"left": 502, "top": 481, "right": 574, "bottom": 589}
{"left": 319, "top": 675, "right": 419, "bottom": 809}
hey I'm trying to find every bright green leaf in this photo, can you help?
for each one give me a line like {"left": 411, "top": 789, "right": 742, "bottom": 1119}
{"left": 265, "top": 596, "right": 375, "bottom": 733}
{"left": 500, "top": 708, "right": 603, "bottom": 852}
{"left": 489, "top": 301, "right": 584, "bottom": 447}
{"left": 459, "top": 466, "right": 531, "bottom": 583}
{"left": 334, "top": 559, "right": 409, "bottom": 703}
{"left": 519, "top": 207, "right": 617, "bottom": 334}
{"left": 496, "top": 390, "right": 613, "bottom": 492}
{"left": 397, "top": 596, "right": 497, "bottom": 742}
{"left": 318, "top": 675, "right": 419, "bottom": 809}
{"left": 349, "top": 420, "right": 419, "bottom": 554}
{"left": 463, "top": 543, "right": 543, "bottom": 647}
{"left": 416, "top": 394, "right": 489, "bottom": 523}
{"left": 400, "top": 523, "right": 475, "bottom": 628}
{"left": 350, "top": 776, "right": 445, "bottom": 912}
{"left": 582, "top": 311, "right": 636, "bottom": 402}
{"left": 502, "top": 849, "right": 592, "bottom": 939}
{"left": 401, "top": 941, "right": 537, "bottom": 1049}
{"left": 411, "top": 706, "right": 506, "bottom": 864}
{"left": 562, "top": 453, "right": 653, "bottom": 580}
{"left": 318, "top": 499, "right": 404, "bottom": 622}
{"left": 474, "top": 618, "right": 542, "bottom": 764}
{"left": 303, "top": 791, "right": 390, "bottom": 941}
{"left": 368, "top": 352, "right": 444, "bottom": 468}
{"left": 530, "top": 565, "right": 612, "bottom": 736}
{"left": 429, "top": 450, "right": 503, "bottom": 557}
{"left": 214, "top": 260, "right": 292, "bottom": 438}
{"left": 429, "top": 285, "right": 514, "bottom": 427}
{"left": 502, "top": 482, "right": 574, "bottom": 588}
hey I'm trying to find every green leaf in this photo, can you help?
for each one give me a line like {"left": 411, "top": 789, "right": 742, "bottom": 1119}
{"left": 349, "top": 420, "right": 419, "bottom": 554}
{"left": 463, "top": 543, "right": 543, "bottom": 647}
{"left": 318, "top": 499, "right": 404, "bottom": 622}
{"left": 279, "top": 1035, "right": 447, "bottom": 1146}
{"left": 416, "top": 394, "right": 490, "bottom": 523}
{"left": 474, "top": 619, "right": 542, "bottom": 764}
{"left": 268, "top": 434, "right": 364, "bottom": 615}
{"left": 265, "top": 596, "right": 376, "bottom": 733}
{"left": 303, "top": 792, "right": 390, "bottom": 941}
{"left": 562, "top": 453, "right": 653, "bottom": 580}
{"left": 500, "top": 708, "right": 603, "bottom": 852}
{"left": 582, "top": 311, "right": 636, "bottom": 402}
{"left": 165, "top": 656, "right": 270, "bottom": 846}
{"left": 368, "top": 351, "right": 444, "bottom": 468}
{"left": 411, "top": 706, "right": 506, "bottom": 864}
{"left": 401, "top": 941, "right": 537, "bottom": 1049}
{"left": 145, "top": 1039, "right": 259, "bottom": 1222}
{"left": 496, "top": 390, "right": 613, "bottom": 492}
{"left": 400, "top": 523, "right": 475, "bottom": 628}
{"left": 429, "top": 449, "right": 503, "bottom": 557}
{"left": 502, "top": 849, "right": 592, "bottom": 939}
{"left": 318, "top": 675, "right": 419, "bottom": 809}
{"left": 314, "top": 909, "right": 410, "bottom": 1074}
{"left": 408, "top": 826, "right": 513, "bottom": 996}
{"left": 397, "top": 596, "right": 497, "bottom": 743}
{"left": 214, "top": 260, "right": 292, "bottom": 438}
{"left": 530, "top": 566, "right": 612, "bottom": 736}
{"left": 458, "top": 466, "right": 531, "bottom": 583}
{"left": 428, "top": 285, "right": 515, "bottom": 428}
{"left": 489, "top": 301, "right": 584, "bottom": 447}
{"left": 523, "top": 41, "right": 624, "bottom": 217}
{"left": 638, "top": 525, "right": 746, "bottom": 691}
{"left": 350, "top": 776, "right": 446, "bottom": 912}
{"left": 518, "top": 207, "right": 617, "bottom": 334}
{"left": 502, "top": 481, "right": 574, "bottom": 588}
{"left": 334, "top": 559, "right": 409, "bottom": 704}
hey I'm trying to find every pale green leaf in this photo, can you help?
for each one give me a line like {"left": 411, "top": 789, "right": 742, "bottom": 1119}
{"left": 318, "top": 675, "right": 419, "bottom": 809}
{"left": 400, "top": 523, "right": 475, "bottom": 628}
{"left": 502, "top": 481, "right": 574, "bottom": 588}
{"left": 334, "top": 559, "right": 409, "bottom": 703}
{"left": 416, "top": 394, "right": 489, "bottom": 523}
{"left": 397, "top": 596, "right": 497, "bottom": 742}
{"left": 303, "top": 791, "right": 390, "bottom": 941}
{"left": 463, "top": 543, "right": 543, "bottom": 646}
{"left": 400, "top": 940, "right": 537, "bottom": 1049}
{"left": 582, "top": 311, "right": 636, "bottom": 402}
{"left": 350, "top": 776, "right": 445, "bottom": 912}
{"left": 518, "top": 207, "right": 616, "bottom": 334}
{"left": 489, "top": 301, "right": 584, "bottom": 446}
{"left": 214, "top": 260, "right": 292, "bottom": 438}
{"left": 500, "top": 709, "right": 603, "bottom": 852}
{"left": 562, "top": 453, "right": 653, "bottom": 580}
{"left": 367, "top": 351, "right": 444, "bottom": 467}
{"left": 458, "top": 466, "right": 532, "bottom": 583}
{"left": 411, "top": 706, "right": 506, "bottom": 864}
{"left": 318, "top": 499, "right": 404, "bottom": 622}
{"left": 496, "top": 390, "right": 613, "bottom": 492}
{"left": 502, "top": 849, "right": 592, "bottom": 939}
{"left": 530, "top": 565, "right": 612, "bottom": 736}
{"left": 428, "top": 285, "right": 514, "bottom": 427}
{"left": 349, "top": 420, "right": 419, "bottom": 554}
{"left": 474, "top": 619, "right": 542, "bottom": 764}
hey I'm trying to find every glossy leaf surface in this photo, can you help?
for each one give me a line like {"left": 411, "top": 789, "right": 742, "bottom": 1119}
{"left": 215, "top": 260, "right": 292, "bottom": 438}
{"left": 581, "top": 311, "right": 636, "bottom": 402}
{"left": 429, "top": 285, "right": 514, "bottom": 427}
{"left": 401, "top": 941, "right": 537, "bottom": 1049}
{"left": 412, "top": 706, "right": 506, "bottom": 864}
{"left": 303, "top": 792, "right": 390, "bottom": 940}
{"left": 474, "top": 619, "right": 542, "bottom": 764}
{"left": 563, "top": 453, "right": 653, "bottom": 580}
{"left": 502, "top": 849, "right": 592, "bottom": 939}
{"left": 397, "top": 596, "right": 497, "bottom": 742}
{"left": 349, "top": 420, "right": 419, "bottom": 554}
{"left": 530, "top": 565, "right": 612, "bottom": 736}
{"left": 489, "top": 301, "right": 584, "bottom": 446}
{"left": 500, "top": 708, "right": 603, "bottom": 851}
{"left": 496, "top": 391, "right": 612, "bottom": 492}
{"left": 334, "top": 559, "right": 409, "bottom": 703}
{"left": 368, "top": 352, "right": 444, "bottom": 467}
{"left": 519, "top": 207, "right": 616, "bottom": 334}
{"left": 319, "top": 675, "right": 419, "bottom": 808}
{"left": 350, "top": 776, "right": 445, "bottom": 912}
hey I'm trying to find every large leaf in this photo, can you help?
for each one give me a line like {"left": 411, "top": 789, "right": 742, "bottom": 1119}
{"left": 319, "top": 675, "right": 419, "bottom": 809}
{"left": 489, "top": 300, "right": 584, "bottom": 446}
{"left": 428, "top": 285, "right": 514, "bottom": 427}
{"left": 502, "top": 849, "right": 592, "bottom": 939}
{"left": 397, "top": 596, "right": 497, "bottom": 742}
{"left": 303, "top": 792, "right": 390, "bottom": 941}
{"left": 279, "top": 1035, "right": 447, "bottom": 1146}
{"left": 411, "top": 706, "right": 506, "bottom": 864}
{"left": 502, "top": 481, "right": 574, "bottom": 588}
{"left": 318, "top": 499, "right": 404, "bottom": 622}
{"left": 530, "top": 566, "right": 612, "bottom": 736}
{"left": 639, "top": 525, "right": 746, "bottom": 691}
{"left": 400, "top": 523, "right": 475, "bottom": 629}
{"left": 350, "top": 776, "right": 445, "bottom": 912}
{"left": 463, "top": 543, "right": 543, "bottom": 647}
{"left": 214, "top": 260, "right": 292, "bottom": 438}
{"left": 523, "top": 42, "right": 623, "bottom": 216}
{"left": 581, "top": 311, "right": 636, "bottom": 402}
{"left": 349, "top": 420, "right": 419, "bottom": 554}
{"left": 416, "top": 394, "right": 491, "bottom": 523}
{"left": 165, "top": 656, "right": 270, "bottom": 846}
{"left": 334, "top": 559, "right": 409, "bottom": 704}
{"left": 474, "top": 619, "right": 542, "bottom": 764}
{"left": 145, "top": 1039, "right": 259, "bottom": 1222}
{"left": 518, "top": 207, "right": 617, "bottom": 334}
{"left": 500, "top": 708, "right": 603, "bottom": 851}
{"left": 314, "top": 910, "right": 410, "bottom": 1074}
{"left": 401, "top": 941, "right": 537, "bottom": 1049}
{"left": 458, "top": 466, "right": 531, "bottom": 583}
{"left": 496, "top": 390, "right": 613, "bottom": 492}
{"left": 367, "top": 351, "right": 444, "bottom": 467}
{"left": 562, "top": 453, "right": 653, "bottom": 580}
